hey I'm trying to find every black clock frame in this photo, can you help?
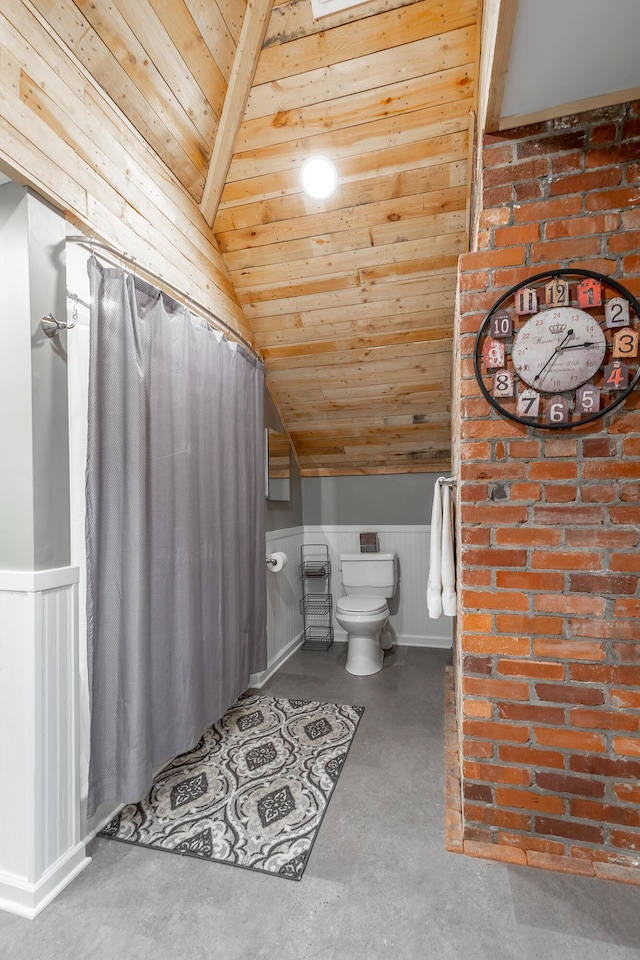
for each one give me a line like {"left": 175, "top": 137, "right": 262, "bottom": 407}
{"left": 473, "top": 267, "right": 640, "bottom": 430}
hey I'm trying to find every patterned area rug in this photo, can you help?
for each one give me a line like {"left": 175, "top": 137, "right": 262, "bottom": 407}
{"left": 100, "top": 694, "right": 364, "bottom": 880}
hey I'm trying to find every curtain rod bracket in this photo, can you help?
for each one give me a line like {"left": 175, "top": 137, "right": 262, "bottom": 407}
{"left": 41, "top": 312, "right": 75, "bottom": 338}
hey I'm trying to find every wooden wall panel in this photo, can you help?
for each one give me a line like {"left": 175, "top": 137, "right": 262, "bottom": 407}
{"left": 27, "top": 0, "right": 206, "bottom": 193}
{"left": 0, "top": 1, "right": 253, "bottom": 344}
{"left": 258, "top": 0, "right": 478, "bottom": 83}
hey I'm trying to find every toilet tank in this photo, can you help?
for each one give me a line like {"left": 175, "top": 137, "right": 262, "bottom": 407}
{"left": 340, "top": 552, "right": 398, "bottom": 598}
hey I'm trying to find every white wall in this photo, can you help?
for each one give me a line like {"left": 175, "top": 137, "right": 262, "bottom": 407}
{"left": 500, "top": 0, "right": 640, "bottom": 122}
{"left": 253, "top": 527, "right": 305, "bottom": 687}
{"left": 0, "top": 570, "right": 88, "bottom": 919}
{"left": 0, "top": 183, "right": 70, "bottom": 570}
{"left": 0, "top": 190, "right": 89, "bottom": 919}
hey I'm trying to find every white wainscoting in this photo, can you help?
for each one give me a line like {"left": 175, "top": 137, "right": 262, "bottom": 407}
{"left": 252, "top": 527, "right": 305, "bottom": 687}
{"left": 0, "top": 567, "right": 90, "bottom": 919}
{"left": 305, "top": 525, "right": 453, "bottom": 649}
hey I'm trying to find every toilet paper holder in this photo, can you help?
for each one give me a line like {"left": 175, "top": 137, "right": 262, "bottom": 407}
{"left": 266, "top": 551, "right": 288, "bottom": 572}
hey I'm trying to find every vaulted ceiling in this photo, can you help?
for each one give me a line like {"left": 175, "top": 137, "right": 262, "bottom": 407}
{"left": 225, "top": 0, "right": 478, "bottom": 476}
{"left": 14, "top": 0, "right": 639, "bottom": 475}
{"left": 26, "top": 0, "right": 479, "bottom": 475}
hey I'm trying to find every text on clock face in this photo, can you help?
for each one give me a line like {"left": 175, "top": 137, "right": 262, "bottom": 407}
{"left": 511, "top": 307, "right": 607, "bottom": 392}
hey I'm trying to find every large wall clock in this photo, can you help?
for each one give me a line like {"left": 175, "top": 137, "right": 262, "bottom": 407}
{"left": 474, "top": 268, "right": 640, "bottom": 429}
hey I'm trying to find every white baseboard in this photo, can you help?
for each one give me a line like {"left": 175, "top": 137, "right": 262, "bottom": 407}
{"left": 82, "top": 801, "right": 124, "bottom": 846}
{"left": 398, "top": 633, "right": 453, "bottom": 650}
{"left": 250, "top": 632, "right": 303, "bottom": 688}
{"left": 0, "top": 844, "right": 90, "bottom": 920}
{"left": 333, "top": 629, "right": 452, "bottom": 650}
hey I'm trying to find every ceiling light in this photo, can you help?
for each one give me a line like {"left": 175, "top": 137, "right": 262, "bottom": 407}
{"left": 301, "top": 156, "right": 338, "bottom": 200}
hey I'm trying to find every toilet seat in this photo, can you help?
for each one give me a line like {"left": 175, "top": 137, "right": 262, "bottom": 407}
{"left": 336, "top": 596, "right": 388, "bottom": 616}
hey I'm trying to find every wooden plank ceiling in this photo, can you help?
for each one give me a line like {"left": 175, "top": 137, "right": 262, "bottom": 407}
{"left": 32, "top": 0, "right": 480, "bottom": 475}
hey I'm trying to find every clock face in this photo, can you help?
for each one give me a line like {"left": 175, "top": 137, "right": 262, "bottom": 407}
{"left": 474, "top": 269, "right": 640, "bottom": 430}
{"left": 512, "top": 307, "right": 607, "bottom": 392}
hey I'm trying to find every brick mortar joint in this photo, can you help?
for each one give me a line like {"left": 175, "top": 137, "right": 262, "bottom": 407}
{"left": 444, "top": 664, "right": 640, "bottom": 883}
{"left": 460, "top": 98, "right": 640, "bottom": 865}
{"left": 462, "top": 838, "right": 640, "bottom": 883}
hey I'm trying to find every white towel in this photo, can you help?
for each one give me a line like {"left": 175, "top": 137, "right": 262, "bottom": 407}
{"left": 427, "top": 478, "right": 443, "bottom": 618}
{"left": 427, "top": 478, "right": 457, "bottom": 619}
{"left": 441, "top": 482, "right": 457, "bottom": 616}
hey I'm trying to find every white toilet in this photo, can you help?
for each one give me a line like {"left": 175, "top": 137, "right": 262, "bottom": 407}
{"left": 335, "top": 552, "right": 398, "bottom": 676}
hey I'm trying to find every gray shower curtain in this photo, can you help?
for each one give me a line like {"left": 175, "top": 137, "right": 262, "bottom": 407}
{"left": 86, "top": 258, "right": 266, "bottom": 816}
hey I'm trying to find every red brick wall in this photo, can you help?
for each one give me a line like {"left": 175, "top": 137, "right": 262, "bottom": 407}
{"left": 453, "top": 102, "right": 640, "bottom": 876}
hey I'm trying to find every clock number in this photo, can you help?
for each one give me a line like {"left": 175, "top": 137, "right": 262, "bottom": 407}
{"left": 577, "top": 278, "right": 602, "bottom": 307}
{"left": 605, "top": 298, "right": 630, "bottom": 328}
{"left": 515, "top": 287, "right": 538, "bottom": 315}
{"left": 545, "top": 396, "right": 569, "bottom": 425}
{"left": 546, "top": 278, "right": 570, "bottom": 306}
{"left": 492, "top": 369, "right": 514, "bottom": 397}
{"left": 613, "top": 327, "right": 639, "bottom": 358}
{"left": 516, "top": 388, "right": 540, "bottom": 417}
{"left": 576, "top": 384, "right": 600, "bottom": 413}
{"left": 604, "top": 360, "right": 629, "bottom": 391}
{"left": 490, "top": 310, "right": 513, "bottom": 338}
{"left": 482, "top": 338, "right": 505, "bottom": 369}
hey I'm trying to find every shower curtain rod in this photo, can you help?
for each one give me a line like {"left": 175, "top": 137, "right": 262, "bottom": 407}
{"left": 65, "top": 235, "right": 262, "bottom": 362}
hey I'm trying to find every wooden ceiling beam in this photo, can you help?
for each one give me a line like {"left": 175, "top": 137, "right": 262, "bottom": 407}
{"left": 482, "top": 0, "right": 518, "bottom": 134}
{"left": 300, "top": 462, "right": 452, "bottom": 477}
{"left": 199, "top": 0, "right": 274, "bottom": 226}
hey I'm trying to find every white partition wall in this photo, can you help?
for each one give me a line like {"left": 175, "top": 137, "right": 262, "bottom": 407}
{"left": 0, "top": 569, "right": 89, "bottom": 918}
{"left": 0, "top": 187, "right": 90, "bottom": 918}
{"left": 254, "top": 527, "right": 305, "bottom": 686}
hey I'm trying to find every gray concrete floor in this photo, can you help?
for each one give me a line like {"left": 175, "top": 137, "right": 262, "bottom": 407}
{"left": 2, "top": 645, "right": 639, "bottom": 959}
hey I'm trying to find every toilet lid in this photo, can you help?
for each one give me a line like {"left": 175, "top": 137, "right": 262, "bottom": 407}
{"left": 337, "top": 596, "right": 388, "bottom": 615}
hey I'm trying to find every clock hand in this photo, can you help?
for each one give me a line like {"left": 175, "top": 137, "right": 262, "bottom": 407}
{"left": 557, "top": 340, "right": 599, "bottom": 350}
{"left": 533, "top": 329, "right": 574, "bottom": 384}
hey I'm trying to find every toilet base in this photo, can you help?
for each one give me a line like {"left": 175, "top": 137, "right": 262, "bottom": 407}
{"left": 345, "top": 634, "right": 384, "bottom": 676}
